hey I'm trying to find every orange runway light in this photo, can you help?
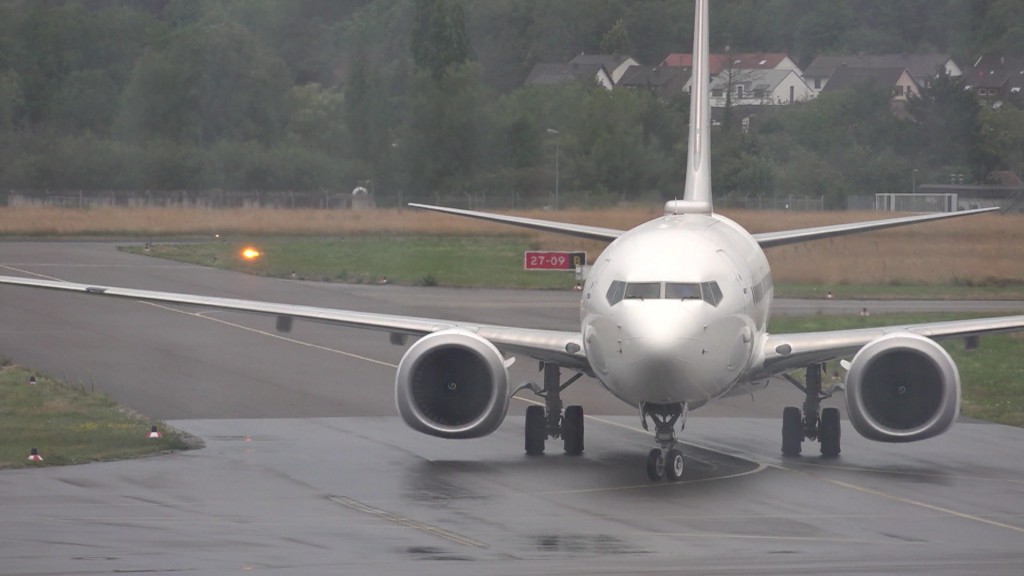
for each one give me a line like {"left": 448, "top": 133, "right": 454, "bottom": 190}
{"left": 241, "top": 247, "right": 262, "bottom": 260}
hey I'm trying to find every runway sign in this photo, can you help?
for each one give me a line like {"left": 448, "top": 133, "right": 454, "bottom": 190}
{"left": 523, "top": 251, "right": 586, "bottom": 271}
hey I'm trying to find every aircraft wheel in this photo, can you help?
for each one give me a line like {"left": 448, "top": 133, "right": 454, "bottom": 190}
{"left": 563, "top": 405, "right": 584, "bottom": 456}
{"left": 646, "top": 448, "right": 665, "bottom": 481}
{"left": 820, "top": 407, "right": 841, "bottom": 458}
{"left": 525, "top": 405, "right": 546, "bottom": 455}
{"left": 665, "top": 448, "right": 684, "bottom": 481}
{"left": 782, "top": 406, "right": 803, "bottom": 456}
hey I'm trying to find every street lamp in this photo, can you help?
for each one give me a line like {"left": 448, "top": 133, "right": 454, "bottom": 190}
{"left": 546, "top": 128, "right": 560, "bottom": 210}
{"left": 912, "top": 168, "right": 918, "bottom": 194}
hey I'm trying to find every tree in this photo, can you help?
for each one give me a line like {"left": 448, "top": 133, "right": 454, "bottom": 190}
{"left": 344, "top": 50, "right": 393, "bottom": 181}
{"left": 600, "top": 18, "right": 632, "bottom": 55}
{"left": 411, "top": 0, "right": 473, "bottom": 79}
{"left": 117, "top": 21, "right": 291, "bottom": 146}
{"left": 907, "top": 72, "right": 987, "bottom": 180}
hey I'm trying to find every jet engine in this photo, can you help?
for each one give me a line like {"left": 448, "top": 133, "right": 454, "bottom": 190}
{"left": 395, "top": 329, "right": 511, "bottom": 439}
{"left": 845, "top": 332, "right": 960, "bottom": 442}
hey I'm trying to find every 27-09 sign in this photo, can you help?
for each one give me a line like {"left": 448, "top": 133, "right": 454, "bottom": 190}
{"left": 523, "top": 251, "right": 587, "bottom": 271}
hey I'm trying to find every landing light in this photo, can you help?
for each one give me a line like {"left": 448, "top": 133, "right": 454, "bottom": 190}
{"left": 241, "top": 247, "right": 262, "bottom": 261}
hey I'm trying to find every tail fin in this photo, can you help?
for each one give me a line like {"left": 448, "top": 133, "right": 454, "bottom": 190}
{"left": 665, "top": 0, "right": 712, "bottom": 215}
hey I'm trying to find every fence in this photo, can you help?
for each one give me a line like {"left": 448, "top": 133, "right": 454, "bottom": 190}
{"left": 875, "top": 193, "right": 957, "bottom": 213}
{"left": 4, "top": 190, "right": 371, "bottom": 210}
{"left": 716, "top": 195, "right": 825, "bottom": 211}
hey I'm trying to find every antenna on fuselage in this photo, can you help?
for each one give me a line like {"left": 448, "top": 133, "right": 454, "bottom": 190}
{"left": 665, "top": 0, "right": 712, "bottom": 216}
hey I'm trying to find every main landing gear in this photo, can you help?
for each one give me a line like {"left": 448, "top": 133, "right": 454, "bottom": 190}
{"left": 781, "top": 363, "right": 841, "bottom": 458}
{"left": 641, "top": 402, "right": 688, "bottom": 482}
{"left": 519, "top": 363, "right": 585, "bottom": 456}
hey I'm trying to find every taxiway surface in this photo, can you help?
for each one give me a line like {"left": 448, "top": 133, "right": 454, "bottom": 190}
{"left": 1, "top": 241, "right": 1023, "bottom": 575}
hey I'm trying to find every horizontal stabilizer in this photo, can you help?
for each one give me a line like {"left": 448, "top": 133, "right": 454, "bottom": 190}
{"left": 753, "top": 207, "right": 1000, "bottom": 248}
{"left": 409, "top": 203, "right": 623, "bottom": 241}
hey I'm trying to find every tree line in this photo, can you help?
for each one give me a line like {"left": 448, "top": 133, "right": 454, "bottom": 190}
{"left": 1, "top": 0, "right": 1022, "bottom": 209}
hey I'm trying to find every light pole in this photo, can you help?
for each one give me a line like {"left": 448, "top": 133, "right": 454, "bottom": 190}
{"left": 546, "top": 128, "right": 560, "bottom": 210}
{"left": 912, "top": 168, "right": 918, "bottom": 194}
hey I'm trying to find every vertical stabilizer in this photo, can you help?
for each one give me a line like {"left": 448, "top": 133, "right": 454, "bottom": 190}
{"left": 666, "top": 0, "right": 713, "bottom": 215}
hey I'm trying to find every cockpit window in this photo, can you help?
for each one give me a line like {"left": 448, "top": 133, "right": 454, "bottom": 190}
{"left": 624, "top": 282, "right": 661, "bottom": 300}
{"left": 665, "top": 283, "right": 702, "bottom": 300}
{"left": 701, "top": 281, "right": 724, "bottom": 306}
{"left": 605, "top": 280, "right": 724, "bottom": 307}
{"left": 605, "top": 280, "right": 626, "bottom": 306}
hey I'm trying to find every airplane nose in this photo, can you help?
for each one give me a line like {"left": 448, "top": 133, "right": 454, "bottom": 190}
{"left": 616, "top": 304, "right": 706, "bottom": 398}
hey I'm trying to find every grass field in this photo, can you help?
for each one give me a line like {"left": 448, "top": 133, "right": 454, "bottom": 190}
{"left": 0, "top": 361, "right": 197, "bottom": 468}
{"left": 4, "top": 206, "right": 1023, "bottom": 291}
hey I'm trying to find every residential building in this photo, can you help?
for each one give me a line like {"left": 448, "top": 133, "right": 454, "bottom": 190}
{"left": 524, "top": 62, "right": 613, "bottom": 90}
{"left": 804, "top": 53, "right": 960, "bottom": 91}
{"left": 567, "top": 54, "right": 639, "bottom": 84}
{"left": 964, "top": 55, "right": 1024, "bottom": 108}
{"left": 663, "top": 52, "right": 800, "bottom": 77}
{"left": 616, "top": 65, "right": 691, "bottom": 99}
{"left": 820, "top": 67, "right": 921, "bottom": 103}
{"left": 710, "top": 69, "right": 814, "bottom": 107}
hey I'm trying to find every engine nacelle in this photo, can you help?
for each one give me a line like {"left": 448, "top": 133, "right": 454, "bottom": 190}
{"left": 845, "top": 332, "right": 960, "bottom": 442}
{"left": 395, "top": 329, "right": 511, "bottom": 439}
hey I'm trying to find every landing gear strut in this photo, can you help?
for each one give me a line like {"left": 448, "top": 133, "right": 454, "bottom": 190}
{"left": 520, "top": 363, "right": 585, "bottom": 456}
{"left": 782, "top": 363, "right": 841, "bottom": 458}
{"left": 641, "top": 402, "right": 688, "bottom": 482}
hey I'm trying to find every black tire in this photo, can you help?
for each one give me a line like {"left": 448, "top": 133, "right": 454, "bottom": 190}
{"left": 563, "top": 405, "right": 585, "bottom": 455}
{"left": 782, "top": 406, "right": 803, "bottom": 456}
{"left": 665, "top": 448, "right": 684, "bottom": 481}
{"left": 525, "top": 405, "right": 546, "bottom": 455}
{"left": 820, "top": 407, "right": 841, "bottom": 458}
{"left": 646, "top": 448, "right": 664, "bottom": 481}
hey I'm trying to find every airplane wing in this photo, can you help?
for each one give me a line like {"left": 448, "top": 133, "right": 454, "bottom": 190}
{"left": 756, "top": 314, "right": 1024, "bottom": 378}
{"left": 409, "top": 203, "right": 624, "bottom": 241}
{"left": 0, "top": 275, "right": 591, "bottom": 372}
{"left": 753, "top": 207, "right": 1000, "bottom": 248}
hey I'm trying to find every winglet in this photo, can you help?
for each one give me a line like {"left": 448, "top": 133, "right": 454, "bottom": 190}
{"left": 666, "top": 0, "right": 712, "bottom": 216}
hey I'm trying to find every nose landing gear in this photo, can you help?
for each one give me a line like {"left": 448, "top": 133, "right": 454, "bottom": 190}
{"left": 641, "top": 402, "right": 688, "bottom": 481}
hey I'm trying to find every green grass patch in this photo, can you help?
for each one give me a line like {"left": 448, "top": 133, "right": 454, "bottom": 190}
{"left": 769, "top": 313, "right": 1024, "bottom": 427}
{"left": 776, "top": 282, "right": 1024, "bottom": 301}
{"left": 124, "top": 236, "right": 583, "bottom": 290}
{"left": 124, "top": 236, "right": 1024, "bottom": 299}
{"left": 0, "top": 361, "right": 198, "bottom": 469}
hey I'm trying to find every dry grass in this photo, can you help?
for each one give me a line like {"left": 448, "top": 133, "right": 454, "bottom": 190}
{"left": 2, "top": 206, "right": 1022, "bottom": 285}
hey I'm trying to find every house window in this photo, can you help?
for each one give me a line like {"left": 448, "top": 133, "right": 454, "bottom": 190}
{"left": 711, "top": 88, "right": 723, "bottom": 97}
{"left": 735, "top": 85, "right": 744, "bottom": 98}
{"left": 814, "top": 77, "right": 821, "bottom": 89}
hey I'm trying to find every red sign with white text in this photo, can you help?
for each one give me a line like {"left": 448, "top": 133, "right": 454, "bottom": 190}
{"left": 523, "top": 251, "right": 586, "bottom": 271}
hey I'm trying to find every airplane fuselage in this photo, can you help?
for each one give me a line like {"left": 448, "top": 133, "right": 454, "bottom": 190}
{"left": 580, "top": 212, "right": 773, "bottom": 409}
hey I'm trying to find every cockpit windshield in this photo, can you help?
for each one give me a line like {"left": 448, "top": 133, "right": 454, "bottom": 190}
{"left": 606, "top": 280, "right": 723, "bottom": 307}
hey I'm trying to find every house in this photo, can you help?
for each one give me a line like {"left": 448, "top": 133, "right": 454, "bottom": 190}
{"left": 524, "top": 62, "right": 613, "bottom": 90}
{"left": 709, "top": 69, "right": 815, "bottom": 107}
{"left": 964, "top": 55, "right": 1024, "bottom": 108}
{"left": 663, "top": 52, "right": 801, "bottom": 77}
{"left": 567, "top": 54, "right": 639, "bottom": 84}
{"left": 804, "top": 53, "right": 961, "bottom": 91}
{"left": 820, "top": 67, "right": 921, "bottom": 103}
{"left": 616, "top": 65, "right": 691, "bottom": 99}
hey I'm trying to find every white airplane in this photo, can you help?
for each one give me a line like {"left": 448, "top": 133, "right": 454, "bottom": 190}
{"left": 2, "top": 0, "right": 1023, "bottom": 481}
